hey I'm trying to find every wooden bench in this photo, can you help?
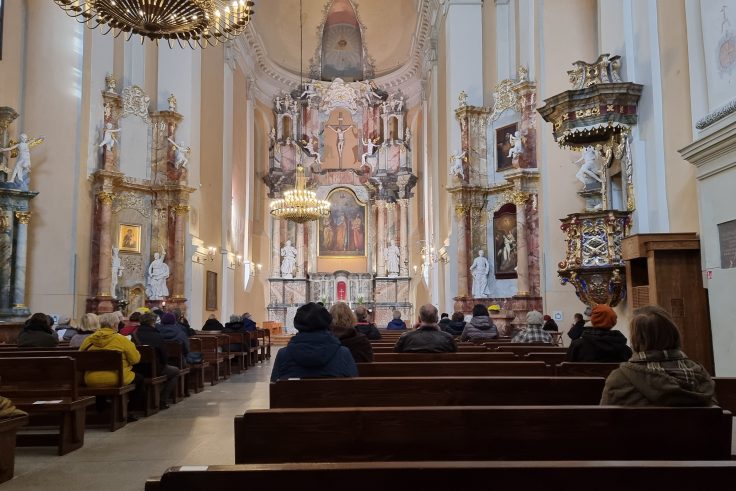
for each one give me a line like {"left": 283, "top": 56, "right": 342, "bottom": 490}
{"left": 0, "top": 413, "right": 28, "bottom": 484}
{"left": 191, "top": 336, "right": 225, "bottom": 385}
{"left": 713, "top": 377, "right": 736, "bottom": 415}
{"left": 163, "top": 341, "right": 192, "bottom": 401}
{"left": 372, "top": 346, "right": 489, "bottom": 354}
{"left": 256, "top": 328, "right": 271, "bottom": 361}
{"left": 357, "top": 361, "right": 550, "bottom": 377}
{"left": 554, "top": 362, "right": 620, "bottom": 378}
{"left": 134, "top": 345, "right": 169, "bottom": 416}
{"left": 145, "top": 461, "right": 736, "bottom": 491}
{"left": 0, "top": 357, "right": 95, "bottom": 455}
{"left": 269, "top": 377, "right": 606, "bottom": 408}
{"left": 221, "top": 332, "right": 248, "bottom": 372}
{"left": 495, "top": 345, "right": 566, "bottom": 356}
{"left": 372, "top": 352, "right": 518, "bottom": 362}
{"left": 185, "top": 338, "right": 211, "bottom": 393}
{"left": 524, "top": 352, "right": 568, "bottom": 365}
{"left": 234, "top": 406, "right": 733, "bottom": 464}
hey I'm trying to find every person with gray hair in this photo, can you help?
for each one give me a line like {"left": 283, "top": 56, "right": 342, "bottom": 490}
{"left": 393, "top": 304, "right": 457, "bottom": 353}
{"left": 386, "top": 310, "right": 407, "bottom": 330}
{"left": 512, "top": 310, "right": 553, "bottom": 343}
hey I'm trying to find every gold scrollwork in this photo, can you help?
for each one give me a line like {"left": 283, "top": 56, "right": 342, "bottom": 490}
{"left": 97, "top": 192, "right": 114, "bottom": 205}
{"left": 574, "top": 106, "right": 601, "bottom": 119}
{"left": 15, "top": 211, "right": 31, "bottom": 224}
{"left": 172, "top": 204, "right": 191, "bottom": 216}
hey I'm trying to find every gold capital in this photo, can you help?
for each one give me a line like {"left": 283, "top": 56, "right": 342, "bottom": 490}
{"left": 15, "top": 211, "right": 31, "bottom": 224}
{"left": 172, "top": 204, "right": 191, "bottom": 216}
{"left": 97, "top": 192, "right": 114, "bottom": 205}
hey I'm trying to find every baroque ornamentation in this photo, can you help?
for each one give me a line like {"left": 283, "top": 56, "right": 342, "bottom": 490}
{"left": 317, "top": 79, "right": 362, "bottom": 114}
{"left": 121, "top": 86, "right": 151, "bottom": 125}
{"left": 172, "top": 204, "right": 191, "bottom": 216}
{"left": 97, "top": 192, "right": 114, "bottom": 205}
{"left": 695, "top": 98, "right": 736, "bottom": 129}
{"left": 14, "top": 211, "right": 31, "bottom": 224}
{"left": 489, "top": 79, "right": 523, "bottom": 122}
{"left": 112, "top": 192, "right": 151, "bottom": 218}
{"left": 121, "top": 255, "right": 143, "bottom": 281}
{"left": 567, "top": 53, "right": 623, "bottom": 90}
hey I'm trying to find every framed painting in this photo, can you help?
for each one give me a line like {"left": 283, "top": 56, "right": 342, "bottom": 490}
{"left": 495, "top": 122, "right": 518, "bottom": 171}
{"left": 118, "top": 224, "right": 142, "bottom": 254}
{"left": 318, "top": 188, "right": 366, "bottom": 257}
{"left": 493, "top": 204, "right": 518, "bottom": 279}
{"left": 718, "top": 219, "right": 736, "bottom": 269}
{"left": 206, "top": 271, "right": 217, "bottom": 311}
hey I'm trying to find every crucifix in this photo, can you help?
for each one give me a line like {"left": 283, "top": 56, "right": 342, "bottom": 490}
{"left": 326, "top": 113, "right": 354, "bottom": 169}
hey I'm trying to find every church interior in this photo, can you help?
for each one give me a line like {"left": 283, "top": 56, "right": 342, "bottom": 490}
{"left": 2, "top": 0, "right": 736, "bottom": 489}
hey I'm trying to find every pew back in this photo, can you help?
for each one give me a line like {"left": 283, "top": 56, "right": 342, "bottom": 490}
{"left": 357, "top": 361, "right": 550, "bottom": 377}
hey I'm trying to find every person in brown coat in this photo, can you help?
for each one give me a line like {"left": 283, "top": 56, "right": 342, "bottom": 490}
{"left": 329, "top": 302, "right": 374, "bottom": 363}
{"left": 600, "top": 306, "right": 716, "bottom": 406}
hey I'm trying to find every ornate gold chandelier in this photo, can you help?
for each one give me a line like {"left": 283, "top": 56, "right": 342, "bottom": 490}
{"left": 270, "top": 164, "right": 330, "bottom": 224}
{"left": 52, "top": 0, "right": 255, "bottom": 48}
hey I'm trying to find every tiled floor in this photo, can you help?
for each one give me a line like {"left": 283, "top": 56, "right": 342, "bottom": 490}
{"left": 5, "top": 359, "right": 274, "bottom": 491}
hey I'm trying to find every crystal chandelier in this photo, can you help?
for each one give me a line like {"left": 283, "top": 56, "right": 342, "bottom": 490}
{"left": 52, "top": 0, "right": 255, "bottom": 48}
{"left": 269, "top": 164, "right": 330, "bottom": 224}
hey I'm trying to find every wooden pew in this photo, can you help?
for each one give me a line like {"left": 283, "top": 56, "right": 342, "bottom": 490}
{"left": 234, "top": 406, "right": 733, "bottom": 464}
{"left": 221, "top": 333, "right": 247, "bottom": 373}
{"left": 163, "top": 341, "right": 191, "bottom": 401}
{"left": 372, "top": 346, "right": 489, "bottom": 354}
{"left": 134, "top": 345, "right": 169, "bottom": 416}
{"left": 357, "top": 361, "right": 550, "bottom": 377}
{"left": 555, "top": 362, "right": 620, "bottom": 378}
{"left": 256, "top": 328, "right": 271, "bottom": 361}
{"left": 0, "top": 414, "right": 28, "bottom": 484}
{"left": 713, "top": 377, "right": 736, "bottom": 416}
{"left": 372, "top": 352, "right": 518, "bottom": 362}
{"left": 494, "top": 345, "right": 566, "bottom": 356}
{"left": 0, "top": 357, "right": 95, "bottom": 455}
{"left": 524, "top": 352, "right": 567, "bottom": 365}
{"left": 269, "top": 377, "right": 606, "bottom": 408}
{"left": 146, "top": 461, "right": 736, "bottom": 491}
{"left": 191, "top": 336, "right": 225, "bottom": 385}
{"left": 215, "top": 335, "right": 234, "bottom": 379}
{"left": 185, "top": 338, "right": 210, "bottom": 393}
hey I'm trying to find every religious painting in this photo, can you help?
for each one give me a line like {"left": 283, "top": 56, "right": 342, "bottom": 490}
{"left": 719, "top": 219, "right": 736, "bottom": 269}
{"left": 118, "top": 224, "right": 142, "bottom": 254}
{"left": 319, "top": 188, "right": 366, "bottom": 257}
{"left": 206, "top": 271, "right": 217, "bottom": 311}
{"left": 496, "top": 123, "right": 518, "bottom": 171}
{"left": 493, "top": 204, "right": 518, "bottom": 279}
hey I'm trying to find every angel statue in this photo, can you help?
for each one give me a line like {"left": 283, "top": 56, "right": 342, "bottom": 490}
{"left": 361, "top": 137, "right": 379, "bottom": 169}
{"left": 99, "top": 123, "right": 121, "bottom": 152}
{"left": 1, "top": 133, "right": 45, "bottom": 187}
{"left": 448, "top": 150, "right": 467, "bottom": 180}
{"left": 572, "top": 145, "right": 604, "bottom": 187}
{"left": 167, "top": 138, "right": 191, "bottom": 169}
{"left": 507, "top": 131, "right": 523, "bottom": 160}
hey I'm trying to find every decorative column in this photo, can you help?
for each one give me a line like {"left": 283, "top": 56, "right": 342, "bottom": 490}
{"left": 512, "top": 192, "right": 530, "bottom": 296}
{"left": 386, "top": 201, "right": 396, "bottom": 244}
{"left": 95, "top": 191, "right": 115, "bottom": 312}
{"left": 455, "top": 207, "right": 469, "bottom": 298}
{"left": 296, "top": 223, "right": 305, "bottom": 278}
{"left": 12, "top": 211, "right": 31, "bottom": 311}
{"left": 170, "top": 203, "right": 190, "bottom": 308}
{"left": 376, "top": 201, "right": 386, "bottom": 276}
{"left": 271, "top": 218, "right": 281, "bottom": 277}
{"left": 397, "top": 199, "right": 409, "bottom": 277}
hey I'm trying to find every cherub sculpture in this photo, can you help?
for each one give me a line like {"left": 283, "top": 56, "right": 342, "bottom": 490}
{"left": 573, "top": 145, "right": 604, "bottom": 186}
{"left": 449, "top": 150, "right": 467, "bottom": 180}
{"left": 507, "top": 131, "right": 523, "bottom": 160}
{"left": 99, "top": 123, "right": 121, "bottom": 152}
{"left": 1, "top": 133, "right": 45, "bottom": 186}
{"left": 167, "top": 138, "right": 191, "bottom": 169}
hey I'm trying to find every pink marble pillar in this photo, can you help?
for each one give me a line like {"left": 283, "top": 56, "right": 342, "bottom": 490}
{"left": 96, "top": 191, "right": 114, "bottom": 312}
{"left": 271, "top": 218, "right": 281, "bottom": 277}
{"left": 397, "top": 199, "right": 409, "bottom": 276}
{"left": 296, "top": 223, "right": 305, "bottom": 278}
{"left": 515, "top": 196, "right": 530, "bottom": 296}
{"left": 456, "top": 210, "right": 469, "bottom": 297}
{"left": 376, "top": 201, "right": 386, "bottom": 276}
{"left": 171, "top": 204, "right": 190, "bottom": 305}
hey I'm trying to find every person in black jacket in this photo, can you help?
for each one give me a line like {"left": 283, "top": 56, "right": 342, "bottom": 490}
{"left": 329, "top": 302, "right": 373, "bottom": 362}
{"left": 202, "top": 314, "right": 224, "bottom": 332}
{"left": 18, "top": 313, "right": 59, "bottom": 347}
{"left": 543, "top": 315, "right": 559, "bottom": 332}
{"left": 133, "top": 313, "right": 180, "bottom": 409}
{"left": 438, "top": 313, "right": 451, "bottom": 331}
{"left": 445, "top": 311, "right": 466, "bottom": 336}
{"left": 566, "top": 305, "right": 632, "bottom": 363}
{"left": 354, "top": 306, "right": 381, "bottom": 340}
{"left": 567, "top": 313, "right": 586, "bottom": 341}
{"left": 394, "top": 304, "right": 457, "bottom": 353}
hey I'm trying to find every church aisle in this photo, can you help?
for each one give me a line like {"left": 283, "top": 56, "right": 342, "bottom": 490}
{"left": 5, "top": 358, "right": 275, "bottom": 491}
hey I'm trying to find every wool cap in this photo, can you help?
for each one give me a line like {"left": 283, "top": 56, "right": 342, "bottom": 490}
{"left": 543, "top": 315, "right": 552, "bottom": 321}
{"left": 526, "top": 310, "right": 544, "bottom": 326}
{"left": 591, "top": 304, "right": 617, "bottom": 328}
{"left": 161, "top": 313, "right": 177, "bottom": 325}
{"left": 293, "top": 302, "right": 332, "bottom": 332}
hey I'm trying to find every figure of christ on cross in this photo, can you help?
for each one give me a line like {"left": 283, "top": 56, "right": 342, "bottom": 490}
{"left": 326, "top": 113, "right": 354, "bottom": 169}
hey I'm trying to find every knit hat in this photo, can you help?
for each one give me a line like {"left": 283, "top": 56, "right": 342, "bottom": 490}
{"left": 488, "top": 305, "right": 501, "bottom": 312}
{"left": 543, "top": 315, "right": 551, "bottom": 321}
{"left": 526, "top": 310, "right": 544, "bottom": 326}
{"left": 161, "top": 313, "right": 177, "bottom": 325}
{"left": 591, "top": 304, "right": 617, "bottom": 328}
{"left": 293, "top": 302, "right": 332, "bottom": 332}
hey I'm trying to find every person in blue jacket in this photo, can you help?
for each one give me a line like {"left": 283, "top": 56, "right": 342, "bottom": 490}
{"left": 270, "top": 302, "right": 358, "bottom": 382}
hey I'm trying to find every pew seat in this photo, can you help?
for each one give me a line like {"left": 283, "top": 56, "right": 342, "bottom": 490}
{"left": 0, "top": 414, "right": 28, "bottom": 484}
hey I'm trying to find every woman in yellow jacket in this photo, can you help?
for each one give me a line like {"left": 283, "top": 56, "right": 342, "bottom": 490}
{"left": 79, "top": 312, "right": 140, "bottom": 387}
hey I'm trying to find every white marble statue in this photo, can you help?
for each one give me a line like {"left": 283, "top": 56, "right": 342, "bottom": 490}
{"left": 404, "top": 128, "right": 412, "bottom": 145}
{"left": 280, "top": 240, "right": 298, "bottom": 279}
{"left": 507, "top": 131, "right": 523, "bottom": 160}
{"left": 299, "top": 81, "right": 317, "bottom": 101}
{"left": 384, "top": 239, "right": 401, "bottom": 277}
{"left": 99, "top": 123, "right": 121, "bottom": 152}
{"left": 449, "top": 150, "right": 467, "bottom": 180}
{"left": 392, "top": 96, "right": 404, "bottom": 112}
{"left": 469, "top": 249, "right": 490, "bottom": 298}
{"left": 167, "top": 138, "right": 191, "bottom": 169}
{"left": 146, "top": 251, "right": 170, "bottom": 300}
{"left": 275, "top": 96, "right": 284, "bottom": 112}
{"left": 303, "top": 138, "right": 322, "bottom": 166}
{"left": 269, "top": 128, "right": 276, "bottom": 146}
{"left": 1, "top": 133, "right": 45, "bottom": 186}
{"left": 361, "top": 137, "right": 379, "bottom": 168}
{"left": 111, "top": 247, "right": 124, "bottom": 299}
{"left": 573, "top": 145, "right": 604, "bottom": 186}
{"left": 327, "top": 123, "right": 353, "bottom": 161}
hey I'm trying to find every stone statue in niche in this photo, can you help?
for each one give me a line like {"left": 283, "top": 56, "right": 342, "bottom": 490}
{"left": 269, "top": 128, "right": 276, "bottom": 148}
{"left": 280, "top": 240, "right": 297, "bottom": 279}
{"left": 449, "top": 150, "right": 467, "bottom": 180}
{"left": 146, "top": 250, "right": 170, "bottom": 300}
{"left": 99, "top": 123, "right": 121, "bottom": 152}
{"left": 0, "top": 133, "right": 45, "bottom": 188}
{"left": 507, "top": 131, "right": 523, "bottom": 160}
{"left": 167, "top": 138, "right": 191, "bottom": 169}
{"left": 384, "top": 240, "right": 401, "bottom": 277}
{"left": 573, "top": 145, "right": 604, "bottom": 188}
{"left": 404, "top": 128, "right": 411, "bottom": 145}
{"left": 299, "top": 81, "right": 317, "bottom": 101}
{"left": 327, "top": 121, "right": 354, "bottom": 163}
{"left": 470, "top": 249, "right": 490, "bottom": 298}
{"left": 111, "top": 247, "right": 124, "bottom": 299}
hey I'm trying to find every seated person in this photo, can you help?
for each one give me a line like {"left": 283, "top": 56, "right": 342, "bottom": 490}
{"left": 18, "top": 313, "right": 59, "bottom": 347}
{"left": 567, "top": 313, "right": 586, "bottom": 340}
{"left": 437, "top": 313, "right": 451, "bottom": 331}
{"left": 512, "top": 311, "right": 553, "bottom": 343}
{"left": 202, "top": 314, "right": 224, "bottom": 331}
{"left": 386, "top": 310, "right": 407, "bottom": 330}
{"left": 601, "top": 306, "right": 715, "bottom": 406}
{"left": 330, "top": 302, "right": 373, "bottom": 363}
{"left": 460, "top": 304, "right": 499, "bottom": 342}
{"left": 119, "top": 311, "right": 142, "bottom": 336}
{"left": 354, "top": 306, "right": 382, "bottom": 339}
{"left": 543, "top": 315, "right": 559, "bottom": 332}
{"left": 444, "top": 311, "right": 466, "bottom": 336}
{"left": 394, "top": 304, "right": 457, "bottom": 353}
{"left": 133, "top": 313, "right": 180, "bottom": 410}
{"left": 271, "top": 303, "right": 357, "bottom": 381}
{"left": 159, "top": 312, "right": 190, "bottom": 356}
{"left": 55, "top": 316, "right": 78, "bottom": 342}
{"left": 70, "top": 313, "right": 100, "bottom": 348}
{"left": 565, "top": 305, "right": 632, "bottom": 363}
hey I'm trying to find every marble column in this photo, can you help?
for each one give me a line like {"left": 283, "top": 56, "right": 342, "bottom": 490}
{"left": 296, "top": 223, "right": 305, "bottom": 278}
{"left": 456, "top": 209, "right": 469, "bottom": 297}
{"left": 397, "top": 199, "right": 409, "bottom": 277}
{"left": 96, "top": 191, "right": 115, "bottom": 312}
{"left": 171, "top": 204, "right": 190, "bottom": 303}
{"left": 515, "top": 195, "right": 530, "bottom": 296}
{"left": 271, "top": 218, "right": 281, "bottom": 277}
{"left": 12, "top": 211, "right": 31, "bottom": 309}
{"left": 376, "top": 201, "right": 386, "bottom": 276}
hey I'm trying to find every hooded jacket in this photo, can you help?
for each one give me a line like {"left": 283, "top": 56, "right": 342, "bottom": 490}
{"left": 460, "top": 316, "right": 499, "bottom": 342}
{"left": 270, "top": 330, "right": 358, "bottom": 381}
{"left": 601, "top": 350, "right": 716, "bottom": 406}
{"left": 18, "top": 320, "right": 59, "bottom": 348}
{"left": 394, "top": 325, "right": 458, "bottom": 353}
{"left": 386, "top": 319, "right": 407, "bottom": 330}
{"left": 565, "top": 328, "right": 632, "bottom": 363}
{"left": 355, "top": 322, "right": 382, "bottom": 340}
{"left": 79, "top": 327, "right": 141, "bottom": 387}
{"left": 568, "top": 319, "right": 586, "bottom": 340}
{"left": 336, "top": 327, "right": 374, "bottom": 363}
{"left": 444, "top": 320, "right": 466, "bottom": 336}
{"left": 159, "top": 322, "right": 190, "bottom": 355}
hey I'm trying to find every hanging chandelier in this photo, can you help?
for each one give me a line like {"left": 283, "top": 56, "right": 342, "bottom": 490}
{"left": 52, "top": 0, "right": 255, "bottom": 48}
{"left": 269, "top": 164, "right": 330, "bottom": 224}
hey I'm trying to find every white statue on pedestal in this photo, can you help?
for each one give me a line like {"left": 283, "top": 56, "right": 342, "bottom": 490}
{"left": 146, "top": 250, "right": 170, "bottom": 300}
{"left": 384, "top": 239, "right": 401, "bottom": 277}
{"left": 0, "top": 133, "right": 45, "bottom": 186}
{"left": 469, "top": 249, "right": 490, "bottom": 298}
{"left": 361, "top": 137, "right": 379, "bottom": 169}
{"left": 99, "top": 123, "right": 121, "bottom": 152}
{"left": 280, "top": 240, "right": 297, "bottom": 279}
{"left": 573, "top": 145, "right": 604, "bottom": 186}
{"left": 111, "top": 247, "right": 124, "bottom": 299}
{"left": 449, "top": 150, "right": 467, "bottom": 180}
{"left": 167, "top": 138, "right": 191, "bottom": 169}
{"left": 507, "top": 131, "right": 523, "bottom": 160}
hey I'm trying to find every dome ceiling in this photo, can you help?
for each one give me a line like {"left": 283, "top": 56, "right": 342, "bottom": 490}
{"left": 251, "top": 0, "right": 420, "bottom": 79}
